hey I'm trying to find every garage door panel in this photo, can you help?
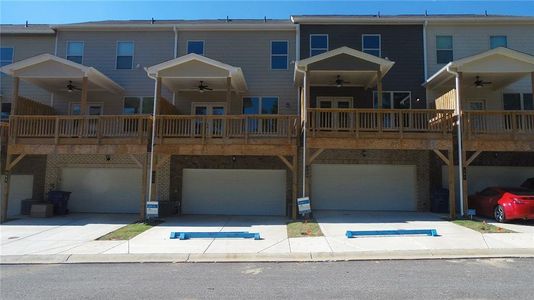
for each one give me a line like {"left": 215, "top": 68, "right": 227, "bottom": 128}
{"left": 61, "top": 168, "right": 141, "bottom": 213}
{"left": 182, "top": 169, "right": 286, "bottom": 216}
{"left": 312, "top": 164, "right": 417, "bottom": 211}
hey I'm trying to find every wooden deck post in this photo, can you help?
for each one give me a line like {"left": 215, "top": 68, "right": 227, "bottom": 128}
{"left": 461, "top": 150, "right": 469, "bottom": 216}
{"left": 11, "top": 77, "right": 19, "bottom": 115}
{"left": 1, "top": 155, "right": 13, "bottom": 223}
{"left": 531, "top": 72, "right": 534, "bottom": 96}
{"left": 139, "top": 154, "right": 148, "bottom": 220}
{"left": 226, "top": 76, "right": 232, "bottom": 113}
{"left": 80, "top": 76, "right": 88, "bottom": 115}
{"left": 377, "top": 70, "right": 383, "bottom": 108}
{"left": 448, "top": 148, "right": 456, "bottom": 219}
{"left": 303, "top": 70, "right": 310, "bottom": 198}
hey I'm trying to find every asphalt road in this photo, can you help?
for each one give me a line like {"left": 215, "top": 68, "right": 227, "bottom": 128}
{"left": 1, "top": 258, "right": 532, "bottom": 299}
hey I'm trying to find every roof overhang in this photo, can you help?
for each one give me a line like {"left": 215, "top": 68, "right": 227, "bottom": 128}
{"left": 290, "top": 15, "right": 534, "bottom": 25}
{"left": 146, "top": 53, "right": 247, "bottom": 92}
{"left": 424, "top": 47, "right": 534, "bottom": 90}
{"left": 294, "top": 46, "right": 395, "bottom": 87}
{"left": 0, "top": 54, "right": 124, "bottom": 94}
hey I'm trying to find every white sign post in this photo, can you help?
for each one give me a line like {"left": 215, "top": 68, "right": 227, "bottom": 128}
{"left": 297, "top": 197, "right": 311, "bottom": 215}
{"left": 146, "top": 201, "right": 159, "bottom": 219}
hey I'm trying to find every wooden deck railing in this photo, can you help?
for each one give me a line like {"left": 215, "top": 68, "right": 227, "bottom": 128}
{"left": 9, "top": 115, "right": 151, "bottom": 143}
{"left": 308, "top": 109, "right": 454, "bottom": 136}
{"left": 464, "top": 110, "right": 534, "bottom": 139}
{"left": 156, "top": 115, "right": 299, "bottom": 142}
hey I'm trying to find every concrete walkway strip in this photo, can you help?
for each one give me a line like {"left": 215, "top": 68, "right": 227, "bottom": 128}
{"left": 2, "top": 249, "right": 534, "bottom": 265}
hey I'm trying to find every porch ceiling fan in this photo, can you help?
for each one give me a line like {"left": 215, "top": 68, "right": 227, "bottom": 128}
{"left": 66, "top": 80, "right": 81, "bottom": 93}
{"left": 197, "top": 81, "right": 213, "bottom": 93}
{"left": 329, "top": 75, "right": 351, "bottom": 88}
{"left": 474, "top": 76, "right": 492, "bottom": 88}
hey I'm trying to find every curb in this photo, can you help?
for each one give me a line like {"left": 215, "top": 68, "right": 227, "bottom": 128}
{"left": 2, "top": 249, "right": 534, "bottom": 264}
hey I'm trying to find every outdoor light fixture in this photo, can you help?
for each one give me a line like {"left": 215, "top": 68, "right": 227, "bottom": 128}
{"left": 232, "top": 156, "right": 236, "bottom": 162}
{"left": 105, "top": 155, "right": 111, "bottom": 161}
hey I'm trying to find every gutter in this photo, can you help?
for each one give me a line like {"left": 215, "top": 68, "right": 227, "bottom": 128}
{"left": 446, "top": 65, "right": 465, "bottom": 217}
{"left": 423, "top": 20, "right": 428, "bottom": 80}
{"left": 145, "top": 69, "right": 159, "bottom": 218}
{"left": 294, "top": 66, "right": 307, "bottom": 198}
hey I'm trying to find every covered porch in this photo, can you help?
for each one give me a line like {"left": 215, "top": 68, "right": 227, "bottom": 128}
{"left": 425, "top": 47, "right": 534, "bottom": 216}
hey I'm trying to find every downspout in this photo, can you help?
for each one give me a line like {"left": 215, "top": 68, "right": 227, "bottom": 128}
{"left": 423, "top": 20, "right": 428, "bottom": 80}
{"left": 446, "top": 65, "right": 464, "bottom": 217}
{"left": 172, "top": 25, "right": 178, "bottom": 105}
{"left": 146, "top": 70, "right": 159, "bottom": 217}
{"left": 295, "top": 67, "right": 307, "bottom": 198}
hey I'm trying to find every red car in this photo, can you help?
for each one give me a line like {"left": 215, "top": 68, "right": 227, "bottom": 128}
{"left": 469, "top": 187, "right": 534, "bottom": 223}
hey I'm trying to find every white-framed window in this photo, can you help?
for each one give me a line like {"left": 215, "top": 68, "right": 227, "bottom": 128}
{"left": 309, "top": 34, "right": 328, "bottom": 57}
{"left": 373, "top": 91, "right": 412, "bottom": 109}
{"left": 242, "top": 96, "right": 279, "bottom": 115}
{"left": 436, "top": 35, "right": 453, "bottom": 64}
{"left": 123, "top": 97, "right": 154, "bottom": 114}
{"left": 187, "top": 40, "right": 205, "bottom": 55}
{"left": 116, "top": 41, "right": 134, "bottom": 69}
{"left": 69, "top": 103, "right": 104, "bottom": 115}
{"left": 271, "top": 40, "right": 288, "bottom": 70}
{"left": 503, "top": 93, "right": 533, "bottom": 111}
{"left": 1, "top": 102, "right": 11, "bottom": 120}
{"left": 66, "top": 41, "right": 84, "bottom": 64}
{"left": 362, "top": 34, "right": 381, "bottom": 57}
{"left": 490, "top": 35, "right": 507, "bottom": 49}
{"left": 467, "top": 100, "right": 486, "bottom": 111}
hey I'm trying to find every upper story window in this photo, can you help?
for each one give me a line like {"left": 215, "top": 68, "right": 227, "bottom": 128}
{"left": 116, "top": 41, "right": 134, "bottom": 69}
{"left": 66, "top": 41, "right": 84, "bottom": 64}
{"left": 490, "top": 36, "right": 507, "bottom": 49}
{"left": 436, "top": 36, "right": 453, "bottom": 64}
{"left": 123, "top": 97, "right": 154, "bottom": 114}
{"left": 310, "top": 34, "right": 328, "bottom": 57}
{"left": 243, "top": 96, "right": 279, "bottom": 114}
{"left": 504, "top": 93, "right": 533, "bottom": 111}
{"left": 0, "top": 47, "right": 14, "bottom": 67}
{"left": 271, "top": 41, "right": 288, "bottom": 70}
{"left": 187, "top": 41, "right": 204, "bottom": 55}
{"left": 362, "top": 34, "right": 381, "bottom": 57}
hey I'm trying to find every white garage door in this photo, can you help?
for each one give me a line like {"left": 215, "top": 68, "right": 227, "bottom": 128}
{"left": 60, "top": 168, "right": 141, "bottom": 213}
{"left": 442, "top": 166, "right": 534, "bottom": 197}
{"left": 182, "top": 169, "right": 286, "bottom": 216}
{"left": 311, "top": 164, "right": 417, "bottom": 211}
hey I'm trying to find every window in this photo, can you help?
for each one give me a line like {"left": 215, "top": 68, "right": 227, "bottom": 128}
{"left": 373, "top": 91, "right": 411, "bottom": 109}
{"left": 67, "top": 41, "right": 84, "bottom": 64}
{"left": 243, "top": 97, "right": 278, "bottom": 114}
{"left": 0, "top": 47, "right": 14, "bottom": 67}
{"left": 504, "top": 93, "right": 533, "bottom": 111}
{"left": 69, "top": 103, "right": 103, "bottom": 115}
{"left": 436, "top": 36, "right": 453, "bottom": 64}
{"left": 187, "top": 41, "right": 204, "bottom": 55}
{"left": 116, "top": 42, "right": 134, "bottom": 69}
{"left": 490, "top": 36, "right": 507, "bottom": 49}
{"left": 362, "top": 34, "right": 381, "bottom": 57}
{"left": 310, "top": 34, "right": 328, "bottom": 57}
{"left": 271, "top": 41, "right": 288, "bottom": 70}
{"left": 123, "top": 97, "right": 154, "bottom": 114}
{"left": 1, "top": 103, "right": 11, "bottom": 120}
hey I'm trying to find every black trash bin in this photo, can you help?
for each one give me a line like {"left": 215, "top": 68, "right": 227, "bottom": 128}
{"left": 48, "top": 191, "right": 71, "bottom": 215}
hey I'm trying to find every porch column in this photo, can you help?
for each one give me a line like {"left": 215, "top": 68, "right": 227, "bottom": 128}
{"left": 448, "top": 148, "right": 456, "bottom": 219}
{"left": 1, "top": 155, "right": 13, "bottom": 223}
{"left": 292, "top": 153, "right": 298, "bottom": 220}
{"left": 139, "top": 153, "right": 148, "bottom": 219}
{"left": 155, "top": 76, "right": 162, "bottom": 115}
{"left": 226, "top": 76, "right": 232, "bottom": 113}
{"left": 80, "top": 76, "right": 88, "bottom": 115}
{"left": 455, "top": 71, "right": 468, "bottom": 216}
{"left": 11, "top": 77, "right": 19, "bottom": 115}
{"left": 377, "top": 70, "right": 383, "bottom": 108}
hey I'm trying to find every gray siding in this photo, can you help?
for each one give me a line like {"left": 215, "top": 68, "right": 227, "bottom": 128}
{"left": 300, "top": 25, "right": 426, "bottom": 108}
{"left": 0, "top": 35, "right": 55, "bottom": 105}
{"left": 176, "top": 30, "right": 297, "bottom": 115}
{"left": 55, "top": 30, "right": 175, "bottom": 114}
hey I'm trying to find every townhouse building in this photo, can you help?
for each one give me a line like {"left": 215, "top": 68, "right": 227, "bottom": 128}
{"left": 1, "top": 15, "right": 533, "bottom": 222}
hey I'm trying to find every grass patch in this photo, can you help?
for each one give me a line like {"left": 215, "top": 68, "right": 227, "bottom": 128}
{"left": 452, "top": 219, "right": 515, "bottom": 233}
{"left": 97, "top": 220, "right": 162, "bottom": 241}
{"left": 287, "top": 219, "right": 324, "bottom": 238}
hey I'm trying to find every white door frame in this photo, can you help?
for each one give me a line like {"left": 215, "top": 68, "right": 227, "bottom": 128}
{"left": 191, "top": 102, "right": 226, "bottom": 115}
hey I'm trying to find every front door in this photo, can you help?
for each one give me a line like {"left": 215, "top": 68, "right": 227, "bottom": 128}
{"left": 467, "top": 100, "right": 486, "bottom": 133}
{"left": 192, "top": 103, "right": 225, "bottom": 136}
{"left": 69, "top": 103, "right": 103, "bottom": 136}
{"left": 317, "top": 97, "right": 352, "bottom": 129}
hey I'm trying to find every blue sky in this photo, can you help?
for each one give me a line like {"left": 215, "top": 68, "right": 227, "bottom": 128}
{"left": 2, "top": 1, "right": 534, "bottom": 24}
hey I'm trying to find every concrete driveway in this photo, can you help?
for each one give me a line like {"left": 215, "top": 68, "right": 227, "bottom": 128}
{"left": 128, "top": 215, "right": 289, "bottom": 254}
{"left": 312, "top": 210, "right": 533, "bottom": 252}
{"left": 0, "top": 214, "right": 137, "bottom": 255}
